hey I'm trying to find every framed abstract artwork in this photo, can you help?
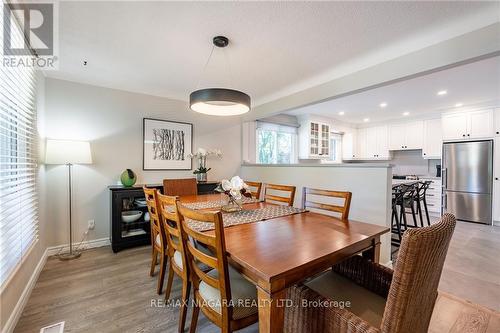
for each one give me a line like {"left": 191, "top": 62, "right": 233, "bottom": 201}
{"left": 143, "top": 118, "right": 193, "bottom": 170}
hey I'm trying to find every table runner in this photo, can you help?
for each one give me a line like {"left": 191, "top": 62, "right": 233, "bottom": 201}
{"left": 182, "top": 196, "right": 258, "bottom": 210}
{"left": 186, "top": 205, "right": 306, "bottom": 232}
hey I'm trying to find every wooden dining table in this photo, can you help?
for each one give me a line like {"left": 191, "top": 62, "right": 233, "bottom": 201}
{"left": 179, "top": 194, "right": 390, "bottom": 333}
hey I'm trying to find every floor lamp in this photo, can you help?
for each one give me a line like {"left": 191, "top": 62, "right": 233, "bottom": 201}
{"left": 45, "top": 139, "right": 93, "bottom": 260}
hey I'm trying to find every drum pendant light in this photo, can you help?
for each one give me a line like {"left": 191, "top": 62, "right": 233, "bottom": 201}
{"left": 190, "top": 36, "right": 251, "bottom": 116}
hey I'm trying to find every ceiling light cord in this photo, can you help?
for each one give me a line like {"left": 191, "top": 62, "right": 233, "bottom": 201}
{"left": 223, "top": 47, "right": 234, "bottom": 87}
{"left": 196, "top": 44, "right": 215, "bottom": 89}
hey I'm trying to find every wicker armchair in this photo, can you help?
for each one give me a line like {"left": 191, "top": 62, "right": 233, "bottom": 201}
{"left": 285, "top": 213, "right": 456, "bottom": 333}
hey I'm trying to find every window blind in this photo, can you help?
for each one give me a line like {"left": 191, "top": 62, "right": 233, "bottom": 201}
{"left": 0, "top": 5, "right": 39, "bottom": 287}
{"left": 256, "top": 121, "right": 299, "bottom": 134}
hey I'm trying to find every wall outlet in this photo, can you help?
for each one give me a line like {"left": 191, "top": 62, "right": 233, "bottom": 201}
{"left": 88, "top": 219, "right": 95, "bottom": 230}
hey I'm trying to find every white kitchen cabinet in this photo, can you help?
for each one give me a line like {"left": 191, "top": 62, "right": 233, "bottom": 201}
{"left": 342, "top": 132, "right": 357, "bottom": 160}
{"left": 406, "top": 121, "right": 424, "bottom": 149}
{"left": 365, "top": 127, "right": 378, "bottom": 158}
{"left": 422, "top": 118, "right": 442, "bottom": 159}
{"left": 420, "top": 177, "right": 442, "bottom": 216}
{"left": 389, "top": 123, "right": 406, "bottom": 150}
{"left": 495, "top": 108, "right": 500, "bottom": 137}
{"left": 442, "top": 109, "right": 494, "bottom": 141}
{"left": 442, "top": 113, "right": 467, "bottom": 140}
{"left": 388, "top": 121, "right": 423, "bottom": 150}
{"left": 299, "top": 121, "right": 330, "bottom": 159}
{"left": 376, "top": 126, "right": 390, "bottom": 159}
{"left": 354, "top": 126, "right": 390, "bottom": 159}
{"left": 469, "top": 110, "right": 494, "bottom": 139}
{"left": 356, "top": 128, "right": 367, "bottom": 159}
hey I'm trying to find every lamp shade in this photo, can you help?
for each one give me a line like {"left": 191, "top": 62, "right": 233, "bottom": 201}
{"left": 45, "top": 139, "right": 93, "bottom": 165}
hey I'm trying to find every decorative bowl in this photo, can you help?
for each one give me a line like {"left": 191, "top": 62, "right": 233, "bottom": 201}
{"left": 122, "top": 210, "right": 143, "bottom": 223}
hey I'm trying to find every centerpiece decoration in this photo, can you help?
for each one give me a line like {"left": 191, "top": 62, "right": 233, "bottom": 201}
{"left": 188, "top": 148, "right": 223, "bottom": 182}
{"left": 217, "top": 176, "right": 252, "bottom": 213}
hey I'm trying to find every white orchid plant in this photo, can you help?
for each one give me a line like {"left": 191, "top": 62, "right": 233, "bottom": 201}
{"left": 217, "top": 176, "right": 251, "bottom": 201}
{"left": 187, "top": 148, "right": 223, "bottom": 175}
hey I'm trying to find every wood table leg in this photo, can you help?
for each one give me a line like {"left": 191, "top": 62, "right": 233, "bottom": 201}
{"left": 362, "top": 236, "right": 381, "bottom": 263}
{"left": 257, "top": 286, "right": 287, "bottom": 333}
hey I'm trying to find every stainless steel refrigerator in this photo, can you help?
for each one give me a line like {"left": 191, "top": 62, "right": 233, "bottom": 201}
{"left": 442, "top": 140, "right": 493, "bottom": 225}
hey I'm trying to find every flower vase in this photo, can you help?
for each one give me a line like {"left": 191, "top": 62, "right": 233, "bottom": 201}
{"left": 221, "top": 195, "right": 242, "bottom": 213}
{"left": 196, "top": 173, "right": 207, "bottom": 182}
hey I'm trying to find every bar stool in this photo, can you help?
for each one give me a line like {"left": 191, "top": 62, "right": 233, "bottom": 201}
{"left": 402, "top": 182, "right": 420, "bottom": 229}
{"left": 415, "top": 180, "right": 432, "bottom": 227}
{"left": 391, "top": 185, "right": 405, "bottom": 248}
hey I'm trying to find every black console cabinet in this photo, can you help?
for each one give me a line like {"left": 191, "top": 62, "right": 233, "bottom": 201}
{"left": 109, "top": 181, "right": 219, "bottom": 252}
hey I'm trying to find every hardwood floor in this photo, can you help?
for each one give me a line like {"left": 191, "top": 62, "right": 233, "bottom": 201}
{"left": 15, "top": 240, "right": 500, "bottom": 332}
{"left": 393, "top": 215, "right": 500, "bottom": 311}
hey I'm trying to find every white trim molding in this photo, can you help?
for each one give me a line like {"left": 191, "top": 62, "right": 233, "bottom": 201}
{"left": 2, "top": 249, "right": 48, "bottom": 333}
{"left": 47, "top": 237, "right": 110, "bottom": 257}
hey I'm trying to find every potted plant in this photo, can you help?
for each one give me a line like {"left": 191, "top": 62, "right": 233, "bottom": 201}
{"left": 188, "top": 148, "right": 222, "bottom": 182}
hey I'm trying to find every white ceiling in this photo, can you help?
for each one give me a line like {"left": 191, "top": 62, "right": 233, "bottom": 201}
{"left": 285, "top": 56, "right": 500, "bottom": 124}
{"left": 47, "top": 1, "right": 499, "bottom": 106}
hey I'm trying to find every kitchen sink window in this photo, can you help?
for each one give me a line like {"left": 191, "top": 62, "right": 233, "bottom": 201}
{"left": 256, "top": 122, "right": 298, "bottom": 164}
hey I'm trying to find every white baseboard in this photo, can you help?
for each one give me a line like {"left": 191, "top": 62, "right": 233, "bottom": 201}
{"left": 2, "top": 248, "right": 48, "bottom": 333}
{"left": 46, "top": 237, "right": 110, "bottom": 257}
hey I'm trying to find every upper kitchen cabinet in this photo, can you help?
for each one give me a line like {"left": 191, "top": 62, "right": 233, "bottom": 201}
{"left": 494, "top": 108, "right": 500, "bottom": 137}
{"left": 356, "top": 127, "right": 367, "bottom": 159}
{"left": 350, "top": 126, "right": 390, "bottom": 160}
{"left": 441, "top": 113, "right": 468, "bottom": 140}
{"left": 469, "top": 110, "right": 494, "bottom": 138}
{"left": 389, "top": 121, "right": 423, "bottom": 150}
{"left": 442, "top": 109, "right": 494, "bottom": 141}
{"left": 298, "top": 120, "right": 330, "bottom": 159}
{"left": 342, "top": 131, "right": 357, "bottom": 160}
{"left": 422, "top": 118, "right": 442, "bottom": 159}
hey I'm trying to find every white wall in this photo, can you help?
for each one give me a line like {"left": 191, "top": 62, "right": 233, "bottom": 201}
{"left": 240, "top": 164, "right": 393, "bottom": 264}
{"left": 43, "top": 78, "right": 243, "bottom": 247}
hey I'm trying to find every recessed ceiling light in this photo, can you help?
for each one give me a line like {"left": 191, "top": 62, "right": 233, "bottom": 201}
{"left": 403, "top": 111, "right": 410, "bottom": 116}
{"left": 363, "top": 118, "right": 370, "bottom": 122}
{"left": 338, "top": 111, "right": 345, "bottom": 116}
{"left": 379, "top": 102, "right": 387, "bottom": 108}
{"left": 455, "top": 103, "right": 463, "bottom": 107}
{"left": 437, "top": 90, "right": 447, "bottom": 96}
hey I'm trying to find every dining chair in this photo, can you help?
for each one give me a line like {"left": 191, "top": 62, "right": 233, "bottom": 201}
{"left": 177, "top": 204, "right": 259, "bottom": 333}
{"left": 156, "top": 193, "right": 191, "bottom": 333}
{"left": 244, "top": 181, "right": 262, "bottom": 200}
{"left": 264, "top": 183, "right": 296, "bottom": 206}
{"left": 163, "top": 178, "right": 198, "bottom": 196}
{"left": 143, "top": 186, "right": 168, "bottom": 295}
{"left": 302, "top": 187, "right": 352, "bottom": 220}
{"left": 284, "top": 213, "right": 456, "bottom": 333}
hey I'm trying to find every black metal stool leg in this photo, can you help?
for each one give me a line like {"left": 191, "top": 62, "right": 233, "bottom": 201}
{"left": 409, "top": 201, "right": 418, "bottom": 227}
{"left": 417, "top": 200, "right": 424, "bottom": 227}
{"left": 400, "top": 203, "right": 408, "bottom": 231}
{"left": 423, "top": 197, "right": 431, "bottom": 226}
{"left": 392, "top": 205, "right": 402, "bottom": 244}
